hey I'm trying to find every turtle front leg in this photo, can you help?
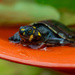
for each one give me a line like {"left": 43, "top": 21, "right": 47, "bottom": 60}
{"left": 9, "top": 32, "right": 21, "bottom": 43}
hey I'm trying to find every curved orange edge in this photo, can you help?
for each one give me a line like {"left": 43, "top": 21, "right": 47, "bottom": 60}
{"left": 0, "top": 27, "right": 75, "bottom": 70}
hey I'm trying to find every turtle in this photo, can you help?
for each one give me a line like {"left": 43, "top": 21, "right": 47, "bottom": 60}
{"left": 9, "top": 20, "right": 75, "bottom": 49}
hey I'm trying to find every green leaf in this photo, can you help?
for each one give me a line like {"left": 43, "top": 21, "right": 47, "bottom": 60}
{"left": 60, "top": 11, "right": 75, "bottom": 26}
{"left": 0, "top": 59, "right": 43, "bottom": 75}
{"left": 36, "top": 0, "right": 75, "bottom": 11}
{"left": 0, "top": 2, "right": 60, "bottom": 26}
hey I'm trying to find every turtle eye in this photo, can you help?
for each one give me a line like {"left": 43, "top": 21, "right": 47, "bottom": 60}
{"left": 28, "top": 29, "right": 32, "bottom": 33}
{"left": 27, "top": 28, "right": 33, "bottom": 35}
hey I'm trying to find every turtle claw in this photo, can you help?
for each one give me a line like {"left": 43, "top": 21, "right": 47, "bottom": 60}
{"left": 9, "top": 32, "right": 21, "bottom": 43}
{"left": 29, "top": 43, "right": 44, "bottom": 49}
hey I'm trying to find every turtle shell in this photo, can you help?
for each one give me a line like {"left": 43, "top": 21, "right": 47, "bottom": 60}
{"left": 32, "top": 20, "right": 75, "bottom": 41}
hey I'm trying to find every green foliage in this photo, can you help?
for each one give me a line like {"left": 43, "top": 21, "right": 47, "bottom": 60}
{"left": 60, "top": 11, "right": 75, "bottom": 25}
{"left": 0, "top": 59, "right": 60, "bottom": 75}
{"left": 0, "top": 2, "right": 60, "bottom": 26}
{"left": 0, "top": 59, "right": 43, "bottom": 75}
{"left": 35, "top": 0, "right": 75, "bottom": 11}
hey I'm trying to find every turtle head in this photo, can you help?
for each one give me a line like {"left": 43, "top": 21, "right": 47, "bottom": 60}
{"left": 19, "top": 26, "right": 41, "bottom": 43}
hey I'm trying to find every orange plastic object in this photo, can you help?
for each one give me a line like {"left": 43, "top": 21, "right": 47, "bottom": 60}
{"left": 0, "top": 27, "right": 75, "bottom": 74}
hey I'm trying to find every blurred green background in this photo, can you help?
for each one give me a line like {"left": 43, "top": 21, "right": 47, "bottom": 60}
{"left": 0, "top": 0, "right": 75, "bottom": 26}
{"left": 0, "top": 0, "right": 75, "bottom": 75}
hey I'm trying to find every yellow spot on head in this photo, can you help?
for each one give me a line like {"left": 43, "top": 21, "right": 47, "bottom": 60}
{"left": 33, "top": 26, "right": 36, "bottom": 29}
{"left": 21, "top": 28, "right": 25, "bottom": 31}
{"left": 33, "top": 30, "right": 35, "bottom": 33}
{"left": 23, "top": 32, "right": 25, "bottom": 35}
{"left": 38, "top": 32, "right": 41, "bottom": 36}
{"left": 29, "top": 35, "right": 33, "bottom": 42}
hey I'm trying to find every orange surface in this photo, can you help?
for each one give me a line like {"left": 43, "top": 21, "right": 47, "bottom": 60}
{"left": 0, "top": 27, "right": 75, "bottom": 74}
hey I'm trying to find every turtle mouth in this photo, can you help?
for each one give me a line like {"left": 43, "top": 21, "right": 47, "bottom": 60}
{"left": 20, "top": 34, "right": 30, "bottom": 41}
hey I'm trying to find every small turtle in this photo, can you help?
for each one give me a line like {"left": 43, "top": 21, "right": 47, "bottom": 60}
{"left": 9, "top": 20, "right": 75, "bottom": 49}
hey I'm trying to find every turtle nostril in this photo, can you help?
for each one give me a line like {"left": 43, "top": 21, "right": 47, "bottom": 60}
{"left": 19, "top": 26, "right": 25, "bottom": 32}
{"left": 19, "top": 27, "right": 25, "bottom": 35}
{"left": 19, "top": 26, "right": 24, "bottom": 30}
